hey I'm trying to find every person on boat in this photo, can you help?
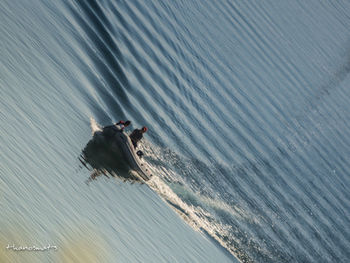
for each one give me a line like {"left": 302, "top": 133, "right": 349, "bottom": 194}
{"left": 116, "top": 120, "right": 131, "bottom": 131}
{"left": 129, "top": 126, "right": 147, "bottom": 148}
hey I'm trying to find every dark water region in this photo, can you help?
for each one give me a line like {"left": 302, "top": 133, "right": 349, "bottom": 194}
{"left": 1, "top": 0, "right": 350, "bottom": 262}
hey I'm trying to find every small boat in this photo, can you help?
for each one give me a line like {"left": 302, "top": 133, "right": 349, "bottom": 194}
{"left": 101, "top": 125, "right": 153, "bottom": 181}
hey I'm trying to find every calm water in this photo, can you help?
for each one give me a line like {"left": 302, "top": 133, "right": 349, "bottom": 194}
{"left": 1, "top": 0, "right": 350, "bottom": 262}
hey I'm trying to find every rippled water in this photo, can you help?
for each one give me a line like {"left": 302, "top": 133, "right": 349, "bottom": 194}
{"left": 1, "top": 0, "right": 350, "bottom": 262}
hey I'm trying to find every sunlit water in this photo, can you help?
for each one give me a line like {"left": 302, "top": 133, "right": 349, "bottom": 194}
{"left": 1, "top": 0, "right": 350, "bottom": 262}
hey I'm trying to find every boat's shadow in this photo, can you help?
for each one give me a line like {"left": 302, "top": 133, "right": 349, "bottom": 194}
{"left": 79, "top": 132, "right": 141, "bottom": 183}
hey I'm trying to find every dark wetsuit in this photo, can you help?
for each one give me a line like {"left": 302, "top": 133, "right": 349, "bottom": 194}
{"left": 129, "top": 128, "right": 143, "bottom": 148}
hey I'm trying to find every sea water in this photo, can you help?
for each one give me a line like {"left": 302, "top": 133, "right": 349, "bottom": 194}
{"left": 1, "top": 0, "right": 350, "bottom": 262}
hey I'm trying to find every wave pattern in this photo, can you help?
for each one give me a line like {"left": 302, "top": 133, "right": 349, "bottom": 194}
{"left": 61, "top": 0, "right": 350, "bottom": 262}
{"left": 2, "top": 0, "right": 349, "bottom": 262}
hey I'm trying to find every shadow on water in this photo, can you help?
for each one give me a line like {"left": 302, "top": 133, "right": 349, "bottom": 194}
{"left": 79, "top": 131, "right": 139, "bottom": 183}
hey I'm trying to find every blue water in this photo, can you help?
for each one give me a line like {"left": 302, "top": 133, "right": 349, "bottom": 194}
{"left": 1, "top": 0, "right": 350, "bottom": 262}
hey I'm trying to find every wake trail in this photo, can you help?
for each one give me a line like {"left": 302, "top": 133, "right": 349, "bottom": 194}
{"left": 89, "top": 117, "right": 241, "bottom": 261}
{"left": 145, "top": 165, "right": 241, "bottom": 263}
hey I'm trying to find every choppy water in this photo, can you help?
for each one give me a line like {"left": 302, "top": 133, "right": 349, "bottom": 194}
{"left": 1, "top": 0, "right": 350, "bottom": 262}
